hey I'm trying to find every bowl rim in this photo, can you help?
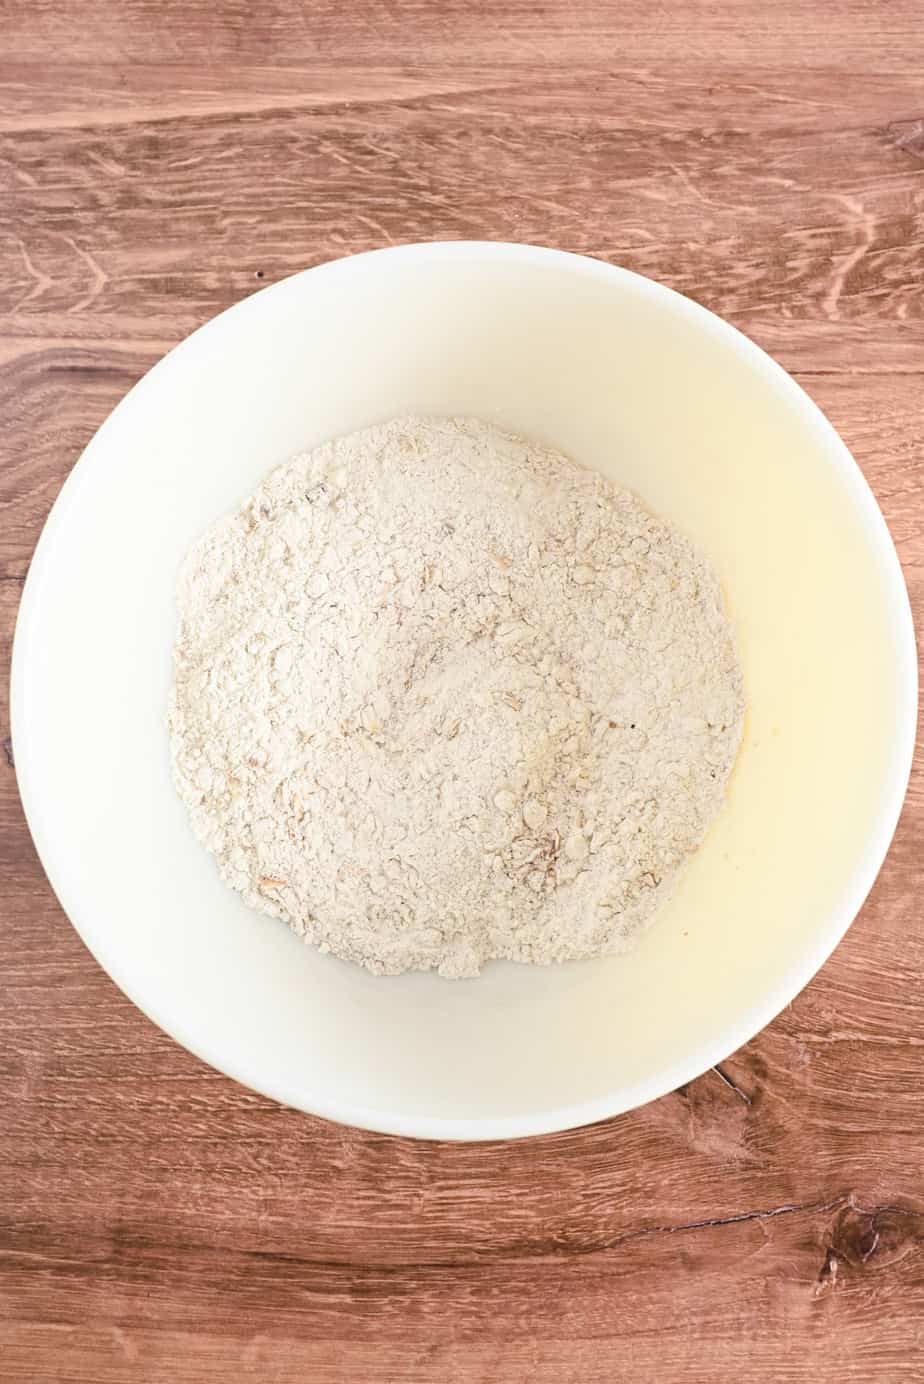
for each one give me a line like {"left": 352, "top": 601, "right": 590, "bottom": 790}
{"left": 11, "top": 240, "right": 918, "bottom": 1141}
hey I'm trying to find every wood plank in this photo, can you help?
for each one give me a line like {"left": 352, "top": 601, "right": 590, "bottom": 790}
{"left": 3, "top": 0, "right": 924, "bottom": 69}
{"left": 1, "top": 62, "right": 924, "bottom": 135}
{"left": 2, "top": 95, "right": 922, "bottom": 343}
{"left": 3, "top": 1197, "right": 924, "bottom": 1383}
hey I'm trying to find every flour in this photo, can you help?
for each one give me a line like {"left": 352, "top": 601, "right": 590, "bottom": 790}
{"left": 169, "top": 416, "right": 744, "bottom": 977}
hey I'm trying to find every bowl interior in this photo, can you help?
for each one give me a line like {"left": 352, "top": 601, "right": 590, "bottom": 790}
{"left": 13, "top": 244, "right": 915, "bottom": 1138}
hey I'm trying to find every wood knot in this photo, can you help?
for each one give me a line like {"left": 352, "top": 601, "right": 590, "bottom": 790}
{"left": 815, "top": 1208, "right": 880, "bottom": 1297}
{"left": 830, "top": 1206, "right": 881, "bottom": 1265}
{"left": 816, "top": 1199, "right": 923, "bottom": 1296}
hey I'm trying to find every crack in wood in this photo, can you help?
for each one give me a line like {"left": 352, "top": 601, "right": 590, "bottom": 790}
{"left": 226, "top": 1195, "right": 924, "bottom": 1267}
{"left": 8, "top": 1193, "right": 912, "bottom": 1275}
{"left": 712, "top": 1063, "right": 753, "bottom": 1105}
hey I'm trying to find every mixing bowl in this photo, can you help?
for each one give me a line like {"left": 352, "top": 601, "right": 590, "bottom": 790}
{"left": 11, "top": 242, "right": 916, "bottom": 1139}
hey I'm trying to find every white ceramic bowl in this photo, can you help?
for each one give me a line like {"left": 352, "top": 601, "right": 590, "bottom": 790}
{"left": 12, "top": 243, "right": 916, "bottom": 1140}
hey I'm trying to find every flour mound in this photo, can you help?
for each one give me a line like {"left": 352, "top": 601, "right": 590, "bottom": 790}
{"left": 169, "top": 417, "right": 744, "bottom": 977}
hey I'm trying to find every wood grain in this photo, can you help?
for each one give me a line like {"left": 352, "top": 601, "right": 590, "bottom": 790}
{"left": 1, "top": 3, "right": 922, "bottom": 1380}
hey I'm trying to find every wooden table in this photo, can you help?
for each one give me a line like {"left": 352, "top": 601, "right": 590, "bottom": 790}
{"left": 2, "top": 4, "right": 922, "bottom": 1379}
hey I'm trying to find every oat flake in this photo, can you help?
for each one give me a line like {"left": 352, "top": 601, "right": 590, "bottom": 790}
{"left": 168, "top": 416, "right": 745, "bottom": 977}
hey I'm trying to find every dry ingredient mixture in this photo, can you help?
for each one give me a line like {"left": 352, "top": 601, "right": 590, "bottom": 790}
{"left": 169, "top": 416, "right": 744, "bottom": 977}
